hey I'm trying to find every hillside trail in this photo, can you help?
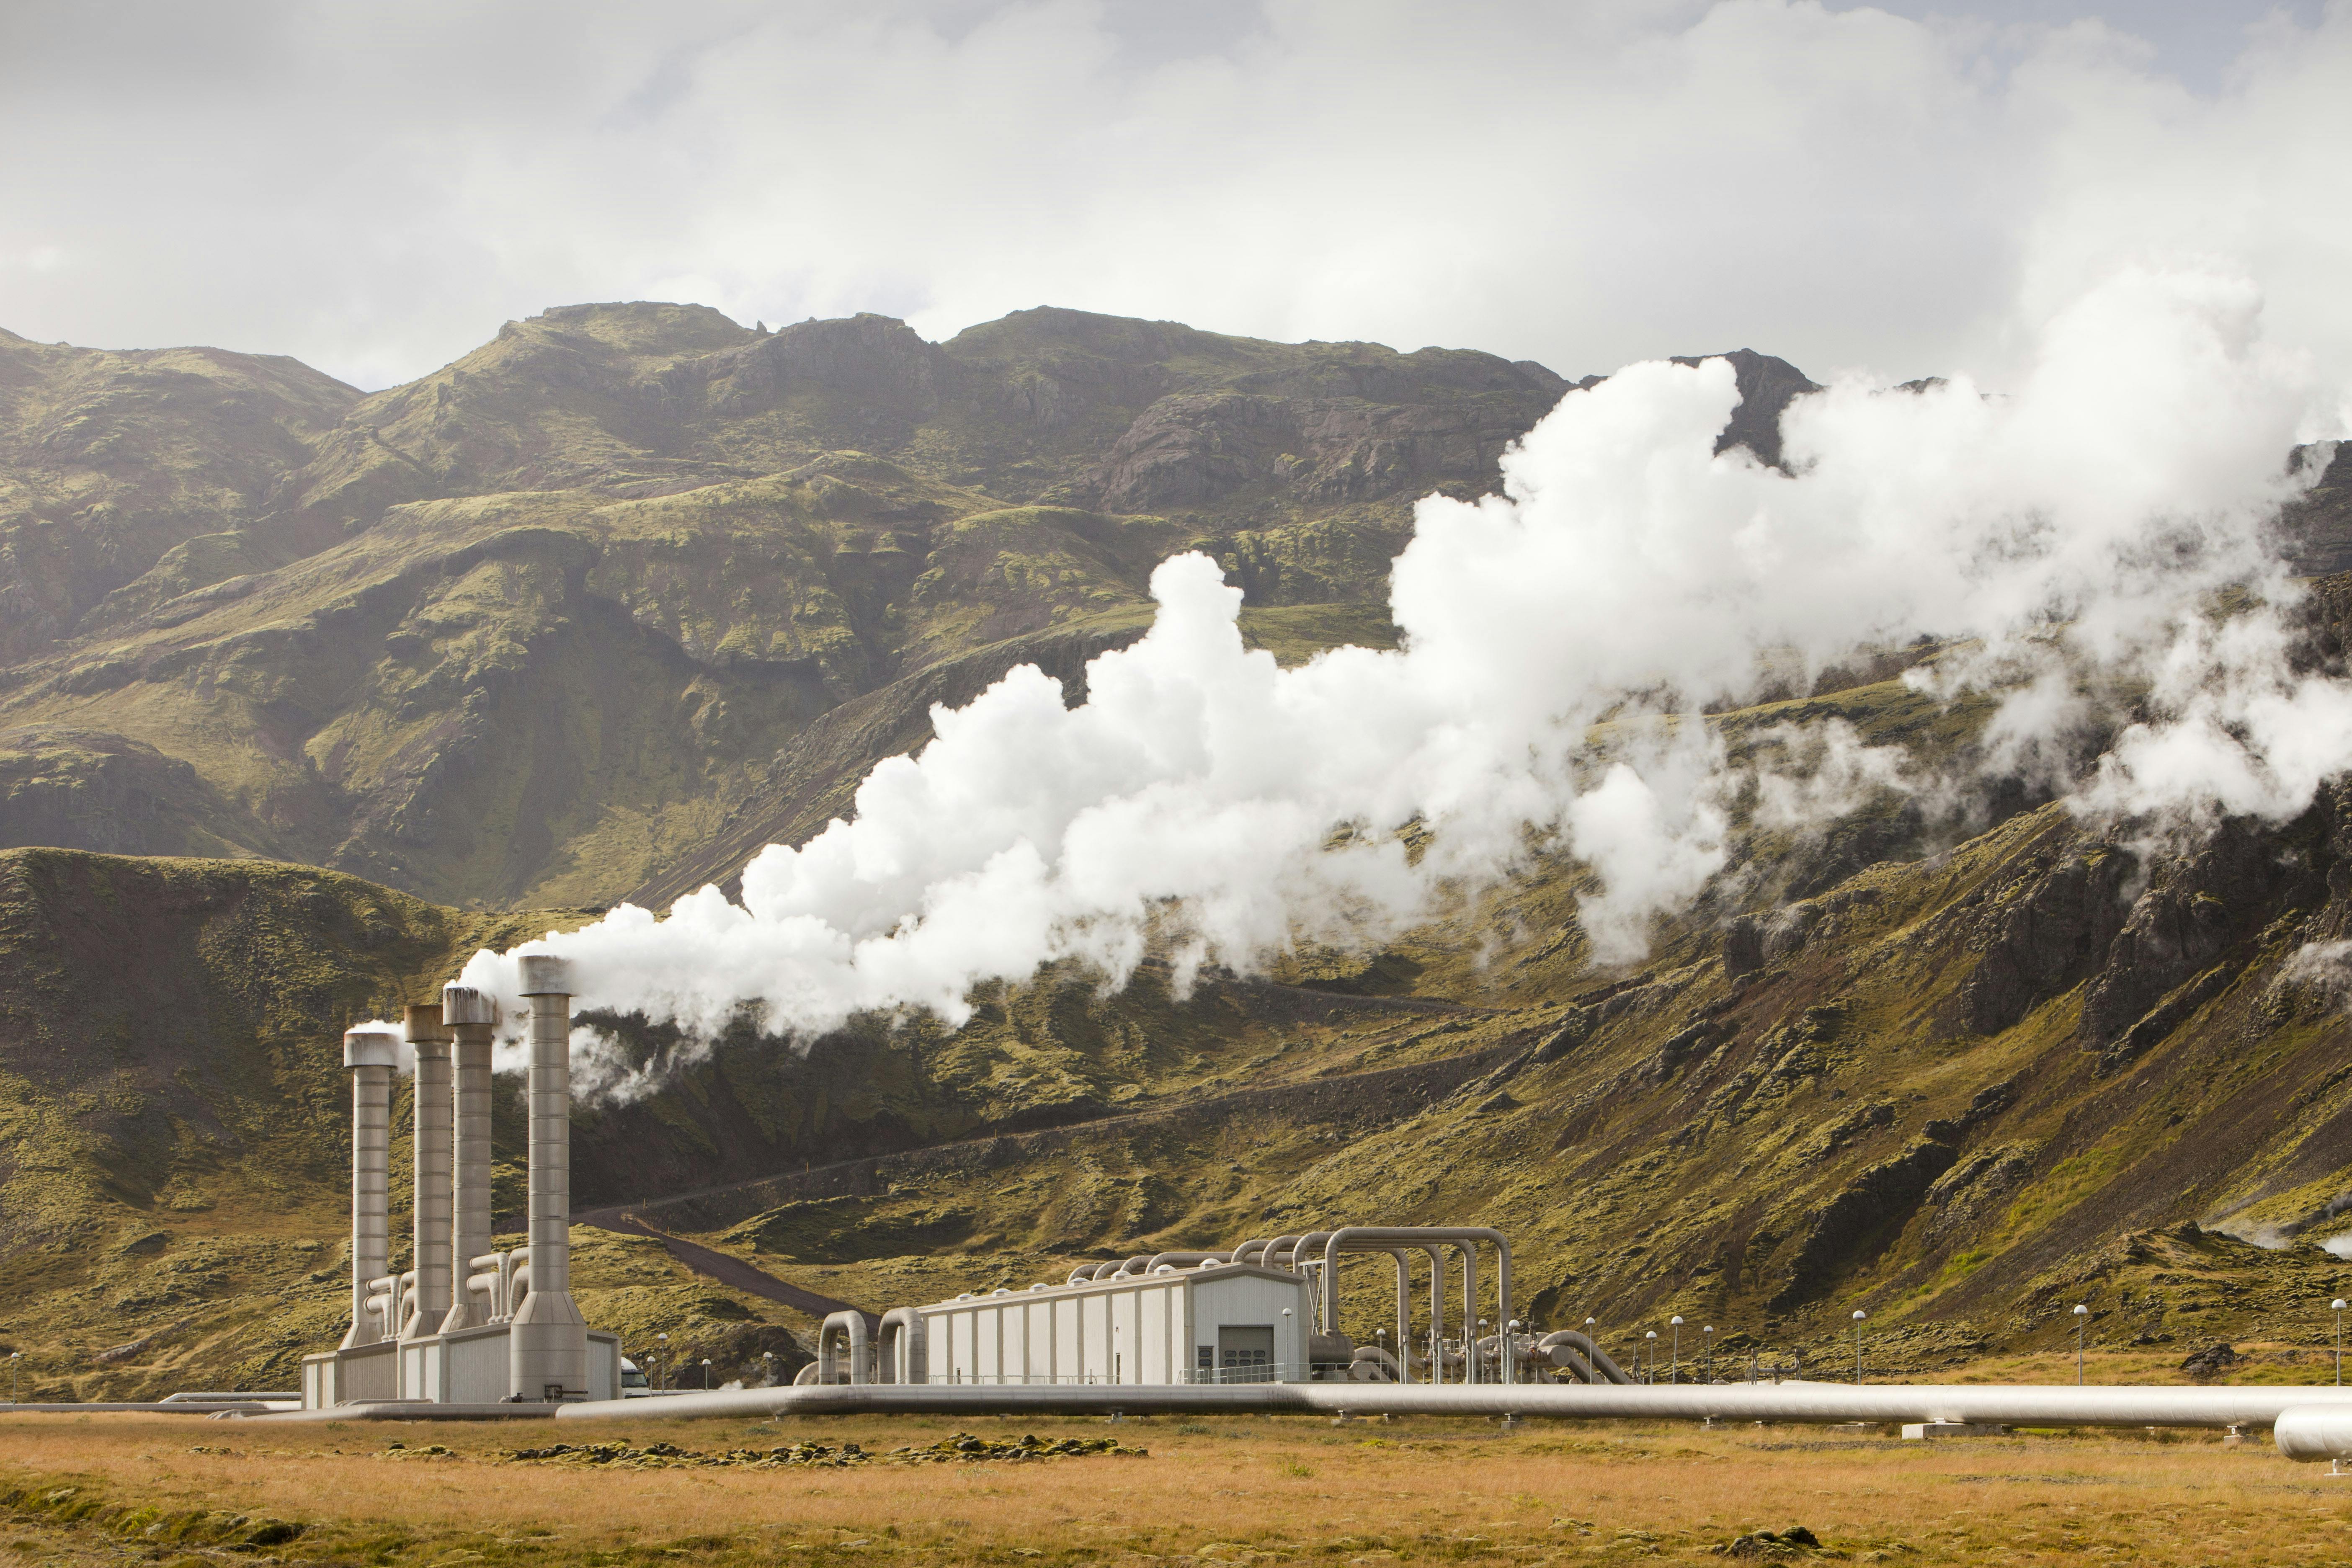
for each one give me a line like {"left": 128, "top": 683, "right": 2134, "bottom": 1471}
{"left": 578, "top": 1209, "right": 879, "bottom": 1327}
{"left": 580, "top": 1015, "right": 1522, "bottom": 1231}
{"left": 573, "top": 1009, "right": 1535, "bottom": 1333}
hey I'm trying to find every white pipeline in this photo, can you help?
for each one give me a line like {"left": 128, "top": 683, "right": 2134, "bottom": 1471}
{"left": 541, "top": 1380, "right": 2352, "bottom": 1430}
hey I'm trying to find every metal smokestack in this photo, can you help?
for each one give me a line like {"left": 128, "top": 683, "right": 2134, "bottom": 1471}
{"left": 339, "top": 1026, "right": 400, "bottom": 1349}
{"left": 402, "top": 1004, "right": 453, "bottom": 1339}
{"left": 439, "top": 983, "right": 497, "bottom": 1332}
{"left": 509, "top": 954, "right": 586, "bottom": 1400}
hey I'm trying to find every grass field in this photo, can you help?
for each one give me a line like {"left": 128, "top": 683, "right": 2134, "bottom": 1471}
{"left": 7, "top": 1408, "right": 2352, "bottom": 1567}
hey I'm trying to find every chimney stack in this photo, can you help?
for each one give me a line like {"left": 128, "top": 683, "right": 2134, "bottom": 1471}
{"left": 438, "top": 984, "right": 497, "bottom": 1332}
{"left": 509, "top": 955, "right": 586, "bottom": 1400}
{"left": 339, "top": 1026, "right": 400, "bottom": 1349}
{"left": 401, "top": 1004, "right": 453, "bottom": 1338}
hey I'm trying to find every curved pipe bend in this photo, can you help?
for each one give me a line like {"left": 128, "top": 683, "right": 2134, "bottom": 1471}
{"left": 819, "top": 1311, "right": 873, "bottom": 1386}
{"left": 1536, "top": 1331, "right": 1633, "bottom": 1385}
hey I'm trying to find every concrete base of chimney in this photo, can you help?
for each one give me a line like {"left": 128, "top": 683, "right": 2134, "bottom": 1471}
{"left": 303, "top": 1322, "right": 619, "bottom": 1408}
{"left": 510, "top": 1289, "right": 590, "bottom": 1402}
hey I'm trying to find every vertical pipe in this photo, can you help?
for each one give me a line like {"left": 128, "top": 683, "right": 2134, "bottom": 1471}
{"left": 508, "top": 955, "right": 587, "bottom": 1400}
{"left": 1390, "top": 1249, "right": 1411, "bottom": 1383}
{"left": 1424, "top": 1246, "right": 1445, "bottom": 1384}
{"left": 1458, "top": 1245, "right": 1478, "bottom": 1385}
{"left": 439, "top": 984, "right": 497, "bottom": 1333}
{"left": 339, "top": 1028, "right": 400, "bottom": 1350}
{"left": 402, "top": 1004, "right": 453, "bottom": 1339}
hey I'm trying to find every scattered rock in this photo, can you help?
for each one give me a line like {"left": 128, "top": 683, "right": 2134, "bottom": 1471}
{"left": 2181, "top": 1342, "right": 2241, "bottom": 1379}
{"left": 1713, "top": 1525, "right": 1822, "bottom": 1558}
{"left": 500, "top": 1432, "right": 1144, "bottom": 1468}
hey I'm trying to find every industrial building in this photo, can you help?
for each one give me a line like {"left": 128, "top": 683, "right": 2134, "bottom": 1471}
{"left": 269, "top": 961, "right": 2352, "bottom": 1473}
{"left": 302, "top": 956, "right": 622, "bottom": 1408}
{"left": 807, "top": 1226, "right": 1544, "bottom": 1389}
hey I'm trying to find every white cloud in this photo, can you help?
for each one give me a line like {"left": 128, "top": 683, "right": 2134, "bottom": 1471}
{"left": 0, "top": 3, "right": 2346, "bottom": 392}
{"left": 458, "top": 266, "right": 2342, "bottom": 1048}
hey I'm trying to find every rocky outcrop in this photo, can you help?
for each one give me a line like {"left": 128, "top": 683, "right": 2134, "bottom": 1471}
{"left": 1667, "top": 348, "right": 1819, "bottom": 467}
{"left": 1957, "top": 839, "right": 2135, "bottom": 1034}
{"left": 690, "top": 312, "right": 945, "bottom": 425}
{"left": 1067, "top": 362, "right": 1570, "bottom": 514}
{"left": 1766, "top": 1136, "right": 1959, "bottom": 1310}
{"left": 2079, "top": 817, "right": 2326, "bottom": 1050}
{"left": 0, "top": 727, "right": 275, "bottom": 859}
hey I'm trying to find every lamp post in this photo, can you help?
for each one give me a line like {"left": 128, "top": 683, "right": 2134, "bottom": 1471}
{"left": 1644, "top": 1330, "right": 1658, "bottom": 1384}
{"left": 1702, "top": 1325, "right": 1715, "bottom": 1384}
{"left": 2073, "top": 1305, "right": 2089, "bottom": 1385}
{"left": 1584, "top": 1318, "right": 1598, "bottom": 1386}
{"left": 701, "top": 1357, "right": 713, "bottom": 1390}
{"left": 1670, "top": 1317, "right": 1683, "bottom": 1385}
{"left": 1851, "top": 1310, "right": 1866, "bottom": 1385}
{"left": 763, "top": 1351, "right": 776, "bottom": 1387}
{"left": 8, "top": 1351, "right": 18, "bottom": 1403}
{"left": 656, "top": 1331, "right": 669, "bottom": 1392}
{"left": 2336, "top": 1301, "right": 2347, "bottom": 1387}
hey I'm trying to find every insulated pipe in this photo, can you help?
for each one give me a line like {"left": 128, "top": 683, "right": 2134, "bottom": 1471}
{"left": 1385, "top": 1248, "right": 1412, "bottom": 1382}
{"left": 1352, "top": 1346, "right": 1404, "bottom": 1382}
{"left": 339, "top": 1028, "right": 400, "bottom": 1350}
{"left": 1456, "top": 1244, "right": 1479, "bottom": 1384}
{"left": 2275, "top": 1404, "right": 2352, "bottom": 1461}
{"left": 1284, "top": 1231, "right": 1333, "bottom": 1268}
{"left": 508, "top": 956, "right": 587, "bottom": 1401}
{"left": 364, "top": 1274, "right": 400, "bottom": 1342}
{"left": 1536, "top": 1331, "right": 1632, "bottom": 1385}
{"left": 440, "top": 985, "right": 497, "bottom": 1333}
{"left": 542, "top": 1380, "right": 2352, "bottom": 1428}
{"left": 403, "top": 1005, "right": 453, "bottom": 1340}
{"left": 1313, "top": 1230, "right": 1509, "bottom": 1386}
{"left": 465, "top": 1257, "right": 505, "bottom": 1322}
{"left": 1146, "top": 1251, "right": 1229, "bottom": 1273}
{"left": 820, "top": 1311, "right": 874, "bottom": 1385}
{"left": 1421, "top": 1245, "right": 1445, "bottom": 1385}
{"left": 394, "top": 1269, "right": 421, "bottom": 1339}
{"left": 1546, "top": 1345, "right": 1601, "bottom": 1384}
{"left": 878, "top": 1308, "right": 926, "bottom": 1385}
{"left": 1289, "top": 1232, "right": 1335, "bottom": 1331}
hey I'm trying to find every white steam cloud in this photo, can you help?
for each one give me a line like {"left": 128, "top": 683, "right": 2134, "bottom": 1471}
{"left": 460, "top": 266, "right": 2340, "bottom": 1075}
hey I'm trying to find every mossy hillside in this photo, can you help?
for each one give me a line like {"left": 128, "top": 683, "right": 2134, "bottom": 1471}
{"left": 652, "top": 789, "right": 2352, "bottom": 1381}
{"left": 11, "top": 763, "right": 2352, "bottom": 1396}
{"left": 0, "top": 847, "right": 1480, "bottom": 1396}
{"left": 0, "top": 1222, "right": 800, "bottom": 1402}
{"left": 0, "top": 329, "right": 360, "bottom": 660}
{"left": 1, "top": 302, "right": 1579, "bottom": 913}
{"left": 0, "top": 848, "right": 635, "bottom": 1396}
{"left": 0, "top": 459, "right": 1427, "bottom": 912}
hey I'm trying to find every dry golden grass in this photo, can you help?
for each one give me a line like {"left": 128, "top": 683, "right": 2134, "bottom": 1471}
{"left": 10, "top": 1409, "right": 2352, "bottom": 1565}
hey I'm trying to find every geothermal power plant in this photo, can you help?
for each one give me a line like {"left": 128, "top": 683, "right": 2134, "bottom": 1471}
{"left": 271, "top": 954, "right": 2352, "bottom": 1471}
{"left": 304, "top": 957, "right": 623, "bottom": 1406}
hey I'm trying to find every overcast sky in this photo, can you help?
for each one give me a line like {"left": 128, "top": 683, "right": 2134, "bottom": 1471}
{"left": 0, "top": 0, "right": 2345, "bottom": 411}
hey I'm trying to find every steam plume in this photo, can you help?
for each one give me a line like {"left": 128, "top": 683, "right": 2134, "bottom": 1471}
{"left": 459, "top": 267, "right": 2337, "bottom": 1071}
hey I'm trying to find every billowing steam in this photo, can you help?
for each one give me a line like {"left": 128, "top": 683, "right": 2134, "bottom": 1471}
{"left": 459, "top": 267, "right": 2339, "bottom": 1082}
